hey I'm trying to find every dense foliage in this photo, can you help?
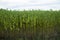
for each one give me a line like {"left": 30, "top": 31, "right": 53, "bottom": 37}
{"left": 0, "top": 9, "right": 60, "bottom": 40}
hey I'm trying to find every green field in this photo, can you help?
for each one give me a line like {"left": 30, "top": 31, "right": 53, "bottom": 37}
{"left": 0, "top": 9, "right": 60, "bottom": 40}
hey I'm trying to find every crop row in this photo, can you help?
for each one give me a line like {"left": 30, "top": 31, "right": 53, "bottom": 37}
{"left": 0, "top": 9, "right": 60, "bottom": 40}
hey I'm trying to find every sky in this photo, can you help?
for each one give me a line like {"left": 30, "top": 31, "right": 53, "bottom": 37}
{"left": 0, "top": 0, "right": 60, "bottom": 10}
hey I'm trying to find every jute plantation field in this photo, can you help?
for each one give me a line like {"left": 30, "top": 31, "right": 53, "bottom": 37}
{"left": 0, "top": 9, "right": 60, "bottom": 40}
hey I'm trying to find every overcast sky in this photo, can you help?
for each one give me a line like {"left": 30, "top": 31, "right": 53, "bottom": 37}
{"left": 0, "top": 0, "right": 60, "bottom": 10}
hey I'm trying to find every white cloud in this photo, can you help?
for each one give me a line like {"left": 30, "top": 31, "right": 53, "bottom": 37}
{"left": 29, "top": 0, "right": 57, "bottom": 4}
{"left": 0, "top": 0, "right": 28, "bottom": 3}
{"left": 0, "top": 0, "right": 60, "bottom": 10}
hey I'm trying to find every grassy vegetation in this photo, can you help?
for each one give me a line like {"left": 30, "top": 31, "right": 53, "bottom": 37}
{"left": 0, "top": 9, "right": 60, "bottom": 40}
